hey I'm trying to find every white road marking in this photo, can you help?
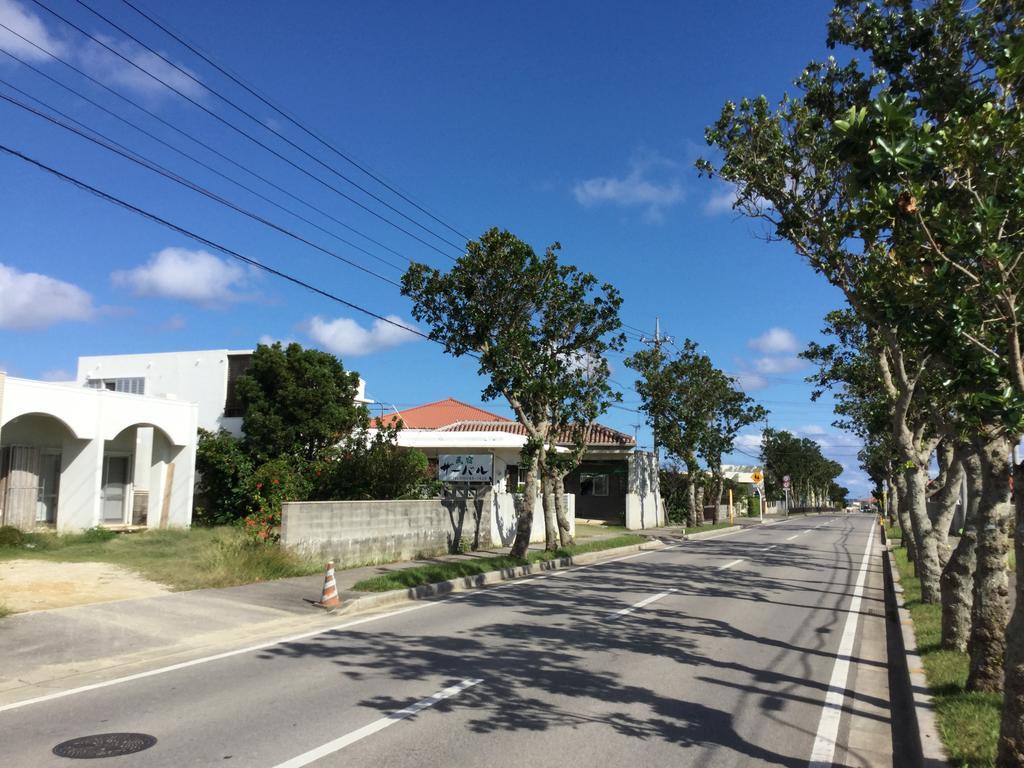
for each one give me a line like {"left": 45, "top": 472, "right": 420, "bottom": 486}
{"left": 808, "top": 521, "right": 877, "bottom": 767}
{"left": 764, "top": 545, "right": 776, "bottom": 552}
{"left": 718, "top": 558, "right": 744, "bottom": 571}
{"left": 0, "top": 543, "right": 685, "bottom": 712}
{"left": 272, "top": 678, "right": 482, "bottom": 768}
{"left": 786, "top": 534, "right": 799, "bottom": 541}
{"left": 605, "top": 588, "right": 678, "bottom": 621}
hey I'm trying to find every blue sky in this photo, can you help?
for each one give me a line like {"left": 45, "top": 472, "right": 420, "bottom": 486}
{"left": 0, "top": 0, "right": 869, "bottom": 494}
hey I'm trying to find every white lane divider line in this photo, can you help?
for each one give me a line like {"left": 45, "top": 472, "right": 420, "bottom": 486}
{"left": 764, "top": 545, "right": 776, "bottom": 552}
{"left": 808, "top": 522, "right": 877, "bottom": 767}
{"left": 605, "top": 588, "right": 678, "bottom": 621}
{"left": 718, "top": 558, "right": 745, "bottom": 571}
{"left": 786, "top": 534, "right": 799, "bottom": 541}
{"left": 273, "top": 678, "right": 482, "bottom": 768}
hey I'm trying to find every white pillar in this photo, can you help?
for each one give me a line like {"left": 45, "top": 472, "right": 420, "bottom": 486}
{"left": 57, "top": 436, "right": 103, "bottom": 531}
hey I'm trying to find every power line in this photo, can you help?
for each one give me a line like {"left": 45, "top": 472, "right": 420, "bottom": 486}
{"left": 0, "top": 142, "right": 434, "bottom": 344}
{"left": 0, "top": 23, "right": 413, "bottom": 266}
{"left": 29, "top": 0, "right": 458, "bottom": 260}
{"left": 116, "top": 0, "right": 471, "bottom": 245}
{"left": 73, "top": 0, "right": 465, "bottom": 255}
{"left": 0, "top": 86, "right": 403, "bottom": 287}
{"left": 0, "top": 49, "right": 404, "bottom": 272}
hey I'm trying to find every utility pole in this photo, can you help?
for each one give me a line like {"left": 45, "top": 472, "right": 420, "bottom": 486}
{"left": 640, "top": 317, "right": 674, "bottom": 468}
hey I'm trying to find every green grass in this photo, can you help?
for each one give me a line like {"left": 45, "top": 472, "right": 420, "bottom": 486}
{"left": 0, "top": 603, "right": 11, "bottom": 618}
{"left": 0, "top": 526, "right": 323, "bottom": 591}
{"left": 352, "top": 534, "right": 646, "bottom": 592}
{"left": 893, "top": 546, "right": 1001, "bottom": 766}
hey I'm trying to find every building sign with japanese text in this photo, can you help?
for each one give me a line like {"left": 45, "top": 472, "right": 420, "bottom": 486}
{"left": 438, "top": 454, "right": 493, "bottom": 483}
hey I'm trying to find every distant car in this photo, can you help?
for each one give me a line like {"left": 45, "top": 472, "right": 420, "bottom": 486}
{"left": 861, "top": 503, "right": 875, "bottom": 513}
{"left": 844, "top": 505, "right": 858, "bottom": 514}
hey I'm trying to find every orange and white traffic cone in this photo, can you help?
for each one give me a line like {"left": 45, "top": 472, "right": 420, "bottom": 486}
{"left": 315, "top": 561, "right": 340, "bottom": 609}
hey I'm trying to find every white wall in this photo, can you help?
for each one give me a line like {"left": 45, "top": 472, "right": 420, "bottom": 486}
{"left": 76, "top": 349, "right": 373, "bottom": 435}
{"left": 0, "top": 377, "right": 198, "bottom": 531}
{"left": 76, "top": 349, "right": 241, "bottom": 435}
{"left": 491, "top": 492, "right": 575, "bottom": 546}
{"left": 625, "top": 451, "right": 665, "bottom": 530}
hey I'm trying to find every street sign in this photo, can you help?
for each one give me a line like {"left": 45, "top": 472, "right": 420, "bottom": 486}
{"left": 783, "top": 475, "right": 791, "bottom": 491}
{"left": 438, "top": 454, "right": 493, "bottom": 483}
{"left": 751, "top": 470, "right": 763, "bottom": 484}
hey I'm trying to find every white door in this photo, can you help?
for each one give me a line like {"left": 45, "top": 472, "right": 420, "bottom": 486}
{"left": 102, "top": 456, "right": 130, "bottom": 524}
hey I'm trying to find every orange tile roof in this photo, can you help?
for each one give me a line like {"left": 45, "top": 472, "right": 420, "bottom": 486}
{"left": 373, "top": 398, "right": 512, "bottom": 429}
{"left": 438, "top": 420, "right": 635, "bottom": 448}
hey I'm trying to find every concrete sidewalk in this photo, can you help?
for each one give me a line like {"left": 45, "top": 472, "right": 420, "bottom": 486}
{"left": 0, "top": 533, "right": 629, "bottom": 704}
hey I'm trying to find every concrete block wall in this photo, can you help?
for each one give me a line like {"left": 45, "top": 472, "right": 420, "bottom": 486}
{"left": 282, "top": 495, "right": 492, "bottom": 567}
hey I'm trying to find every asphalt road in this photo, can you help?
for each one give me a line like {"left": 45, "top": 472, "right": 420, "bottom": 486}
{"left": 2, "top": 515, "right": 885, "bottom": 767}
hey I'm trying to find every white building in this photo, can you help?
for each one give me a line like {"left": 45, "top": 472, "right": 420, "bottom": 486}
{"left": 375, "top": 398, "right": 665, "bottom": 536}
{"left": 75, "top": 348, "right": 372, "bottom": 436}
{"left": 0, "top": 371, "right": 198, "bottom": 532}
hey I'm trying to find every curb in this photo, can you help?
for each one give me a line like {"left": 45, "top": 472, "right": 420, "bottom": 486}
{"left": 883, "top": 543, "right": 950, "bottom": 767}
{"left": 330, "top": 540, "right": 668, "bottom": 616}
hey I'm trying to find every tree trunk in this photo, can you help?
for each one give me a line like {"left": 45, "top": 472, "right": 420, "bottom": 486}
{"left": 928, "top": 447, "right": 965, "bottom": 569}
{"left": 711, "top": 472, "right": 723, "bottom": 524}
{"left": 967, "top": 431, "right": 1012, "bottom": 693}
{"left": 997, "top": 455, "right": 1024, "bottom": 765}
{"left": 552, "top": 471, "right": 574, "bottom": 548}
{"left": 885, "top": 477, "right": 897, "bottom": 525}
{"left": 695, "top": 483, "right": 705, "bottom": 525}
{"left": 685, "top": 457, "right": 700, "bottom": 527}
{"left": 905, "top": 464, "right": 941, "bottom": 603}
{"left": 940, "top": 448, "right": 980, "bottom": 652}
{"left": 539, "top": 449, "right": 558, "bottom": 551}
{"left": 894, "top": 473, "right": 917, "bottom": 563}
{"left": 510, "top": 452, "right": 537, "bottom": 559}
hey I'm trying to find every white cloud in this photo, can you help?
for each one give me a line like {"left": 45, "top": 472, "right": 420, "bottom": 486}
{"left": 753, "top": 355, "right": 807, "bottom": 375}
{"left": 0, "top": 262, "right": 94, "bottom": 329}
{"left": 748, "top": 327, "right": 800, "bottom": 354}
{"left": 704, "top": 182, "right": 738, "bottom": 215}
{"left": 797, "top": 424, "right": 828, "bottom": 436}
{"left": 306, "top": 314, "right": 420, "bottom": 357}
{"left": 257, "top": 334, "right": 296, "bottom": 347}
{"left": 76, "top": 36, "right": 204, "bottom": 100}
{"left": 111, "top": 248, "right": 249, "bottom": 306}
{"left": 0, "top": 0, "right": 68, "bottom": 62}
{"left": 0, "top": 2, "right": 201, "bottom": 100}
{"left": 734, "top": 371, "right": 768, "bottom": 391}
{"left": 734, "top": 432, "right": 763, "bottom": 452}
{"left": 160, "top": 314, "right": 186, "bottom": 331}
{"left": 573, "top": 151, "right": 684, "bottom": 221}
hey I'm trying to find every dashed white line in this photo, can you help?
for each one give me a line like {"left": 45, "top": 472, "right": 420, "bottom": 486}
{"left": 272, "top": 678, "right": 482, "bottom": 767}
{"left": 786, "top": 534, "right": 799, "bottom": 541}
{"left": 808, "top": 522, "right": 877, "bottom": 767}
{"left": 606, "top": 588, "right": 678, "bottom": 621}
{"left": 718, "top": 558, "right": 745, "bottom": 571}
{"left": 764, "top": 545, "right": 777, "bottom": 552}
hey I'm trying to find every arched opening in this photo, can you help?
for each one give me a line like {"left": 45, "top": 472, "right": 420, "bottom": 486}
{"left": 0, "top": 412, "right": 79, "bottom": 528}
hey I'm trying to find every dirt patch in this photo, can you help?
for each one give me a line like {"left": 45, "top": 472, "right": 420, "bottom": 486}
{"left": 0, "top": 560, "right": 170, "bottom": 613}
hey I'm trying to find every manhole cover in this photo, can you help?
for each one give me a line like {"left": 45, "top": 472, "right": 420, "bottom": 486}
{"left": 53, "top": 733, "right": 157, "bottom": 759}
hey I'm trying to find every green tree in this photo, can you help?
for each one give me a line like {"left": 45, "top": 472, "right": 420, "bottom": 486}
{"left": 628, "top": 339, "right": 763, "bottom": 525}
{"left": 403, "top": 228, "right": 623, "bottom": 555}
{"left": 194, "top": 428, "right": 254, "bottom": 525}
{"left": 237, "top": 342, "right": 368, "bottom": 463}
